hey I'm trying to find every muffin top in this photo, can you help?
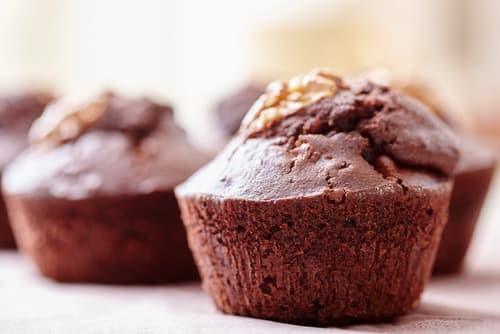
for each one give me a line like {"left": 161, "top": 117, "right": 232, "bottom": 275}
{"left": 3, "top": 92, "right": 209, "bottom": 199}
{"left": 215, "top": 84, "right": 265, "bottom": 136}
{"left": 177, "top": 69, "right": 460, "bottom": 201}
{"left": 0, "top": 91, "right": 54, "bottom": 170}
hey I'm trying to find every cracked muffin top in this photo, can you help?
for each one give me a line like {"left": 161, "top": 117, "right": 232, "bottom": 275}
{"left": 3, "top": 92, "right": 209, "bottom": 199}
{"left": 177, "top": 69, "right": 460, "bottom": 201}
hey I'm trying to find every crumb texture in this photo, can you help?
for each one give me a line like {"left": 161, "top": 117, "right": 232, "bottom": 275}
{"left": 177, "top": 186, "right": 450, "bottom": 325}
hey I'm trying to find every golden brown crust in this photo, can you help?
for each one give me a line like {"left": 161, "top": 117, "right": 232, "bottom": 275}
{"left": 241, "top": 69, "right": 341, "bottom": 132}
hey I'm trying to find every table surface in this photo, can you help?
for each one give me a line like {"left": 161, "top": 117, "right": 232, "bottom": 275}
{"left": 1, "top": 173, "right": 500, "bottom": 334}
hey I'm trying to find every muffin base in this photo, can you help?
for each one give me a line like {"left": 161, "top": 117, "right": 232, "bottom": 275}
{"left": 177, "top": 184, "right": 451, "bottom": 326}
{"left": 5, "top": 191, "right": 197, "bottom": 284}
{"left": 433, "top": 166, "right": 495, "bottom": 275}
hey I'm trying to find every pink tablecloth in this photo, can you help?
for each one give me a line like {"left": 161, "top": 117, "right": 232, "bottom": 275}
{"left": 1, "top": 173, "right": 500, "bottom": 334}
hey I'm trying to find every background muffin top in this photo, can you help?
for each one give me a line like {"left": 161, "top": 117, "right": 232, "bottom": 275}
{"left": 3, "top": 92, "right": 209, "bottom": 199}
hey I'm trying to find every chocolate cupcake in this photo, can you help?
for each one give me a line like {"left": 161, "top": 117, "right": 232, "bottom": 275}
{"left": 215, "top": 84, "right": 265, "bottom": 136}
{"left": 393, "top": 80, "right": 498, "bottom": 275}
{"left": 3, "top": 92, "right": 208, "bottom": 283}
{"left": 0, "top": 91, "right": 53, "bottom": 248}
{"left": 176, "top": 69, "right": 460, "bottom": 325}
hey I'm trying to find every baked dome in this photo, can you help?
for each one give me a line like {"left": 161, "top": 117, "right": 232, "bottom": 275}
{"left": 179, "top": 69, "right": 459, "bottom": 201}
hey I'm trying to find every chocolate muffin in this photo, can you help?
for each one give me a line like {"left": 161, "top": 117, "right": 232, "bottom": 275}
{"left": 215, "top": 84, "right": 265, "bottom": 136}
{"left": 2, "top": 92, "right": 208, "bottom": 283}
{"left": 176, "top": 69, "right": 460, "bottom": 326}
{"left": 393, "top": 81, "right": 498, "bottom": 275}
{"left": 432, "top": 136, "right": 496, "bottom": 274}
{"left": 0, "top": 91, "right": 53, "bottom": 248}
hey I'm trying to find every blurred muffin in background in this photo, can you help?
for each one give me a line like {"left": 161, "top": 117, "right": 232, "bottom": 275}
{"left": 471, "top": 105, "right": 500, "bottom": 152}
{"left": 0, "top": 91, "right": 53, "bottom": 248}
{"left": 432, "top": 135, "right": 496, "bottom": 274}
{"left": 214, "top": 83, "right": 265, "bottom": 138}
{"left": 361, "top": 70, "right": 498, "bottom": 275}
{"left": 197, "top": 83, "right": 266, "bottom": 156}
{"left": 2, "top": 92, "right": 209, "bottom": 283}
{"left": 401, "top": 81, "right": 497, "bottom": 275}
